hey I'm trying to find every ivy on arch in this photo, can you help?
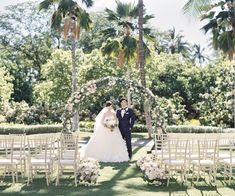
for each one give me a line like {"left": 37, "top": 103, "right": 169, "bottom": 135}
{"left": 62, "top": 76, "right": 167, "bottom": 134}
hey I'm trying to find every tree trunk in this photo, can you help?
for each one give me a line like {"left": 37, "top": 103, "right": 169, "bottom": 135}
{"left": 138, "top": 0, "right": 152, "bottom": 138}
{"left": 71, "top": 40, "right": 79, "bottom": 132}
{"left": 127, "top": 67, "right": 131, "bottom": 107}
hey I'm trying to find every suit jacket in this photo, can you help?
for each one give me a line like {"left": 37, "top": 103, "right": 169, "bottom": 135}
{"left": 116, "top": 108, "right": 136, "bottom": 131}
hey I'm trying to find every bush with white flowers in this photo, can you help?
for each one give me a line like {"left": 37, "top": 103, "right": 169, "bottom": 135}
{"left": 77, "top": 158, "right": 100, "bottom": 186}
{"left": 136, "top": 156, "right": 167, "bottom": 184}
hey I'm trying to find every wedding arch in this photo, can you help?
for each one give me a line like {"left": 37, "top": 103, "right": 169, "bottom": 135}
{"left": 62, "top": 76, "right": 165, "bottom": 133}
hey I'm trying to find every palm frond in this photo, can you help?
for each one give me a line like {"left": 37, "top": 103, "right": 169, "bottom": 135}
{"left": 63, "top": 15, "right": 72, "bottom": 39}
{"left": 101, "top": 27, "right": 117, "bottom": 38}
{"left": 105, "top": 8, "right": 119, "bottom": 22}
{"left": 183, "top": 0, "right": 215, "bottom": 17}
{"left": 51, "top": 10, "right": 62, "bottom": 30}
{"left": 122, "top": 36, "right": 137, "bottom": 62}
{"left": 117, "top": 50, "right": 125, "bottom": 67}
{"left": 81, "top": 0, "right": 94, "bottom": 8}
{"left": 39, "top": 0, "right": 59, "bottom": 11}
{"left": 216, "top": 11, "right": 229, "bottom": 20}
{"left": 129, "top": 5, "right": 139, "bottom": 18}
{"left": 116, "top": 0, "right": 132, "bottom": 18}
{"left": 219, "top": 31, "right": 234, "bottom": 54}
{"left": 72, "top": 22, "right": 80, "bottom": 39}
{"left": 58, "top": 0, "right": 77, "bottom": 13}
{"left": 201, "top": 19, "right": 217, "bottom": 33}
{"left": 200, "top": 11, "right": 216, "bottom": 20}
{"left": 77, "top": 9, "right": 92, "bottom": 31}
{"left": 143, "top": 14, "right": 154, "bottom": 24}
{"left": 101, "top": 39, "right": 120, "bottom": 56}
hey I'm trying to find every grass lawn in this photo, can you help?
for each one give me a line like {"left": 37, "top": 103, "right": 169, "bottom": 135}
{"left": 1, "top": 132, "right": 235, "bottom": 195}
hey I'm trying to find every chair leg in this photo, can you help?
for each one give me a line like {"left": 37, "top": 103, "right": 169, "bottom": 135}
{"left": 166, "top": 170, "right": 170, "bottom": 186}
{"left": 196, "top": 166, "right": 200, "bottom": 183}
{"left": 46, "top": 165, "right": 50, "bottom": 186}
{"left": 56, "top": 166, "right": 60, "bottom": 186}
{"left": 74, "top": 165, "right": 78, "bottom": 187}
{"left": 27, "top": 166, "right": 32, "bottom": 186}
{"left": 229, "top": 167, "right": 232, "bottom": 185}
{"left": 213, "top": 167, "right": 216, "bottom": 183}
{"left": 11, "top": 169, "right": 15, "bottom": 184}
{"left": 15, "top": 165, "right": 18, "bottom": 183}
{"left": 224, "top": 165, "right": 227, "bottom": 181}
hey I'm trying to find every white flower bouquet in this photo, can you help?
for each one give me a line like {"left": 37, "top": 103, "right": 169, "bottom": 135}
{"left": 136, "top": 156, "right": 167, "bottom": 185}
{"left": 77, "top": 158, "right": 100, "bottom": 186}
{"left": 104, "top": 118, "right": 117, "bottom": 132}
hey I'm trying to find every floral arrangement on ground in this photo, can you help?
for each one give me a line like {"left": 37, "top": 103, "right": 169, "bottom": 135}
{"left": 136, "top": 156, "right": 167, "bottom": 185}
{"left": 77, "top": 157, "right": 100, "bottom": 186}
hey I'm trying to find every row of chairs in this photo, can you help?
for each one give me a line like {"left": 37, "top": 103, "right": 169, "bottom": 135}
{"left": 152, "top": 133, "right": 235, "bottom": 186}
{"left": 0, "top": 132, "right": 80, "bottom": 186}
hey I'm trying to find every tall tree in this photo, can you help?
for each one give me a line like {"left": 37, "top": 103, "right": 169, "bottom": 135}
{"left": 39, "top": 0, "right": 93, "bottom": 132}
{"left": 183, "top": 0, "right": 235, "bottom": 59}
{"left": 101, "top": 0, "right": 154, "bottom": 137}
{"left": 183, "top": 0, "right": 235, "bottom": 127}
{"left": 168, "top": 27, "right": 191, "bottom": 58}
{"left": 138, "top": 0, "right": 152, "bottom": 138}
{"left": 191, "top": 44, "right": 209, "bottom": 64}
{"left": 0, "top": 2, "right": 53, "bottom": 104}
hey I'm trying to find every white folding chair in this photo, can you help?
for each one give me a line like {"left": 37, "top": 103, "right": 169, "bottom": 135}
{"left": 56, "top": 133, "right": 80, "bottom": 186}
{"left": 27, "top": 137, "right": 52, "bottom": 186}
{"left": 191, "top": 139, "right": 218, "bottom": 184}
{"left": 0, "top": 137, "right": 18, "bottom": 184}
{"left": 163, "top": 139, "right": 189, "bottom": 186}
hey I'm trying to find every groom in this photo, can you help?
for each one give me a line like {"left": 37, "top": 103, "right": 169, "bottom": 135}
{"left": 116, "top": 98, "right": 136, "bottom": 159}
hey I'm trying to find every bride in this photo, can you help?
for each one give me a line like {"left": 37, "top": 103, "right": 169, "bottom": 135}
{"left": 81, "top": 101, "right": 129, "bottom": 162}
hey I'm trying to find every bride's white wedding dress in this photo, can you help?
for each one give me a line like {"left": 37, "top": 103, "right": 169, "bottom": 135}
{"left": 81, "top": 111, "right": 129, "bottom": 162}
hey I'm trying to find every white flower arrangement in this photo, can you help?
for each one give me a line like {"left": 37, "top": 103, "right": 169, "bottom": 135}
{"left": 77, "top": 158, "right": 100, "bottom": 186}
{"left": 136, "top": 156, "right": 167, "bottom": 185}
{"left": 104, "top": 118, "right": 117, "bottom": 132}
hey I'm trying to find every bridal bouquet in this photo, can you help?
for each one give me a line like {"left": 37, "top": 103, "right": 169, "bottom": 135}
{"left": 77, "top": 158, "right": 100, "bottom": 186}
{"left": 136, "top": 156, "right": 167, "bottom": 185}
{"left": 104, "top": 118, "right": 117, "bottom": 132}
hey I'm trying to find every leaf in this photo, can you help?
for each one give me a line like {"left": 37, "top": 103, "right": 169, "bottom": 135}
{"left": 51, "top": 10, "right": 62, "bottom": 31}
{"left": 39, "top": 0, "right": 55, "bottom": 11}
{"left": 117, "top": 50, "right": 125, "bottom": 67}
{"left": 63, "top": 16, "right": 71, "bottom": 39}
{"left": 200, "top": 11, "right": 216, "bottom": 20}
{"left": 201, "top": 19, "right": 217, "bottom": 33}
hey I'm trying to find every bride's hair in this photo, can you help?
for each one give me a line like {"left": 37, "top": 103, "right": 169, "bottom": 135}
{"left": 106, "top": 101, "right": 112, "bottom": 107}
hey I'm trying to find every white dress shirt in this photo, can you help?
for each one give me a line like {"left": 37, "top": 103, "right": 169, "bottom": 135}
{"left": 121, "top": 108, "right": 128, "bottom": 118}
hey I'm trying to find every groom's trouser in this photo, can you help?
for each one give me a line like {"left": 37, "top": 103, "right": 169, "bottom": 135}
{"left": 120, "top": 129, "right": 132, "bottom": 159}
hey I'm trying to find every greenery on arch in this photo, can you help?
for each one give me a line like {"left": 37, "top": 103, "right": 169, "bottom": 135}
{"left": 62, "top": 76, "right": 165, "bottom": 132}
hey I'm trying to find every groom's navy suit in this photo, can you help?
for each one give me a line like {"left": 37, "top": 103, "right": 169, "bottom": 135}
{"left": 116, "top": 108, "right": 136, "bottom": 159}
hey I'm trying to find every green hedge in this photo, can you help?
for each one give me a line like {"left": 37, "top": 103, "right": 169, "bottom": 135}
{"left": 166, "top": 125, "right": 222, "bottom": 133}
{"left": 79, "top": 121, "right": 148, "bottom": 132}
{"left": 0, "top": 124, "right": 63, "bottom": 135}
{"left": 0, "top": 123, "right": 232, "bottom": 135}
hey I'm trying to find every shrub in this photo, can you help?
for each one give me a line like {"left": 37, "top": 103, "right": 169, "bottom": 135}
{"left": 166, "top": 125, "right": 222, "bottom": 133}
{"left": 0, "top": 124, "right": 62, "bottom": 135}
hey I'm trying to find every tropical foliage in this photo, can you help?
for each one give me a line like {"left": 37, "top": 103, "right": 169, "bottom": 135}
{"left": 184, "top": 0, "right": 235, "bottom": 59}
{"left": 0, "top": 1, "right": 234, "bottom": 130}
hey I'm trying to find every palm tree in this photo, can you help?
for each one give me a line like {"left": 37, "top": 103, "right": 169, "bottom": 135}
{"left": 183, "top": 0, "right": 235, "bottom": 60}
{"left": 138, "top": 0, "right": 152, "bottom": 138}
{"left": 101, "top": 1, "right": 152, "bottom": 84}
{"left": 168, "top": 27, "right": 191, "bottom": 59}
{"left": 101, "top": 0, "right": 154, "bottom": 137}
{"left": 183, "top": 0, "right": 235, "bottom": 127}
{"left": 39, "top": 0, "right": 93, "bottom": 132}
{"left": 191, "top": 44, "right": 209, "bottom": 65}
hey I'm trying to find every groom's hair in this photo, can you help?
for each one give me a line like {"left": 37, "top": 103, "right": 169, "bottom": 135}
{"left": 106, "top": 101, "right": 112, "bottom": 107}
{"left": 119, "top": 97, "right": 128, "bottom": 103}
